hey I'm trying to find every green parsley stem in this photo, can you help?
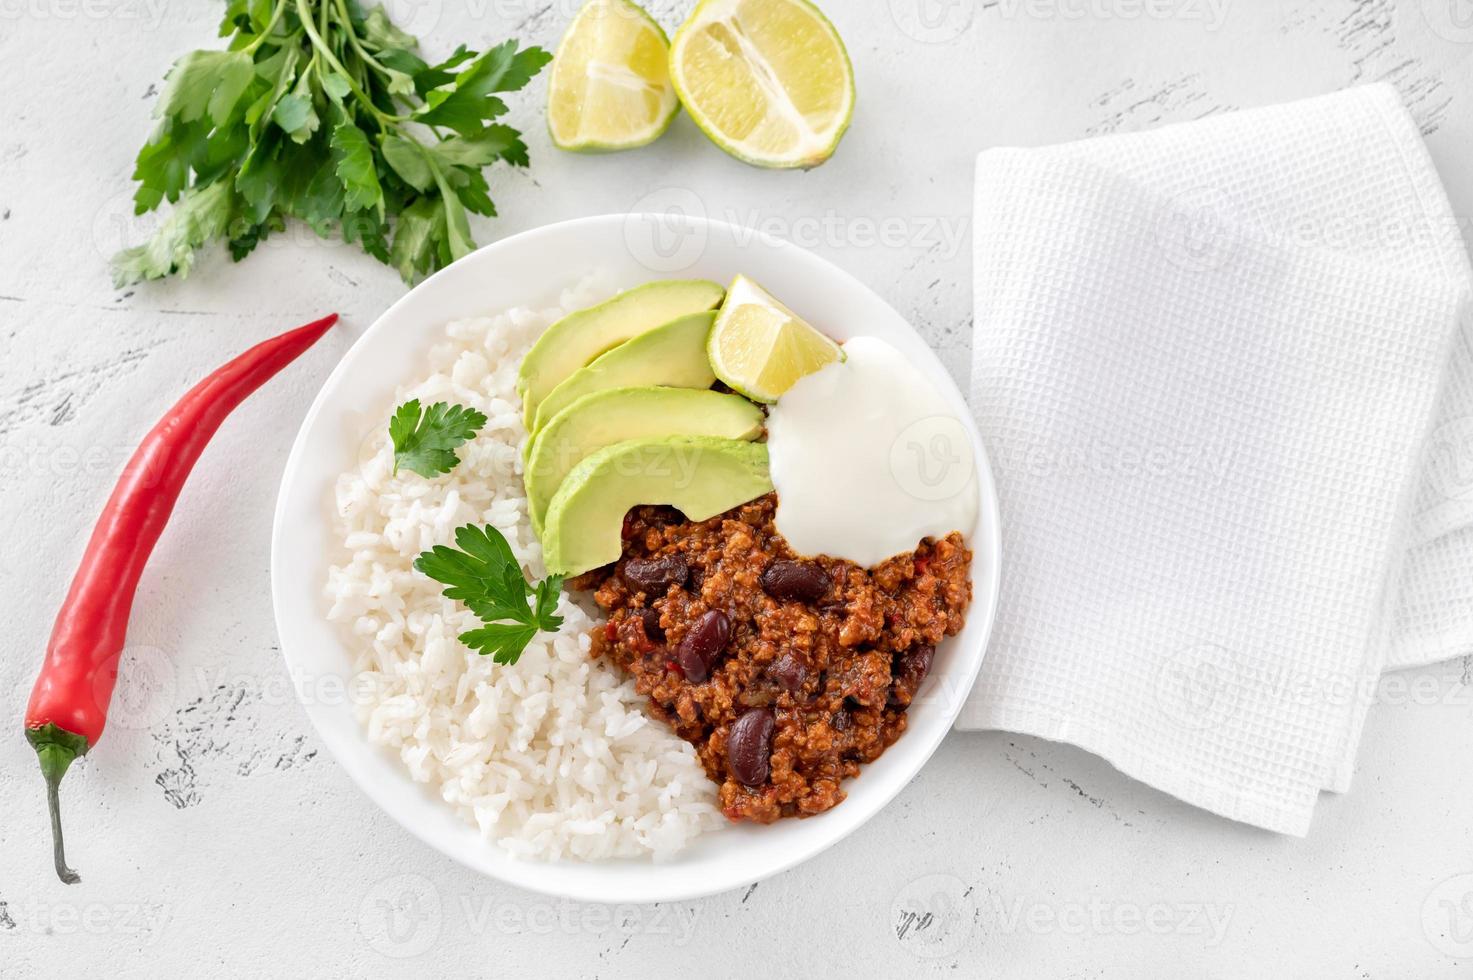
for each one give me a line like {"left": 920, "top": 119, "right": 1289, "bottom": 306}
{"left": 293, "top": 0, "right": 406, "bottom": 126}
{"left": 333, "top": 0, "right": 393, "bottom": 81}
{"left": 243, "top": 0, "right": 290, "bottom": 55}
{"left": 424, "top": 152, "right": 471, "bottom": 259}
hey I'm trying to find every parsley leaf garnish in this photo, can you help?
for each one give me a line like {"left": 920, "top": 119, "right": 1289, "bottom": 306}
{"left": 388, "top": 399, "right": 487, "bottom": 478}
{"left": 415, "top": 524, "right": 564, "bottom": 665}
{"left": 113, "top": 1, "right": 551, "bottom": 286}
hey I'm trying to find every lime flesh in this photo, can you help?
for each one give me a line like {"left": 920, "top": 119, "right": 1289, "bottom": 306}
{"left": 707, "top": 274, "right": 842, "bottom": 402}
{"left": 548, "top": 0, "right": 679, "bottom": 152}
{"left": 670, "top": 0, "right": 855, "bottom": 169}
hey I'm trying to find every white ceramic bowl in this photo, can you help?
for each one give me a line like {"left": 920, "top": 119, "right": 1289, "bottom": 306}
{"left": 271, "top": 213, "right": 1001, "bottom": 903}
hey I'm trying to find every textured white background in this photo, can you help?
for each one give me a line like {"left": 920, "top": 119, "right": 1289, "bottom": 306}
{"left": 3, "top": 0, "right": 1473, "bottom": 975}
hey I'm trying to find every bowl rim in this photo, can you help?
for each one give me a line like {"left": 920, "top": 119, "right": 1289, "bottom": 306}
{"left": 271, "top": 212, "right": 1002, "bottom": 903}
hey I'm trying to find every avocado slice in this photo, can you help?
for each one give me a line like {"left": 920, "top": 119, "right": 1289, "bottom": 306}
{"left": 529, "top": 311, "right": 718, "bottom": 435}
{"left": 525, "top": 387, "right": 764, "bottom": 535}
{"left": 518, "top": 279, "right": 725, "bottom": 428}
{"left": 541, "top": 436, "right": 772, "bottom": 576}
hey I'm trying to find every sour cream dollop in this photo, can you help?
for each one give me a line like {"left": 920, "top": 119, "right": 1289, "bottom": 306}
{"left": 766, "top": 336, "right": 979, "bottom": 566}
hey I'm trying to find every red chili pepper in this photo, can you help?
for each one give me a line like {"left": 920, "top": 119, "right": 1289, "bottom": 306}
{"left": 24, "top": 313, "right": 337, "bottom": 883}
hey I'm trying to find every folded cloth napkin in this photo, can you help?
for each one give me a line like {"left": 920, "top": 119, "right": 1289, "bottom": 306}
{"left": 957, "top": 84, "right": 1473, "bottom": 836}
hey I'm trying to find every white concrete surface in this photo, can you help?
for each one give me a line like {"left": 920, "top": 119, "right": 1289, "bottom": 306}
{"left": 2, "top": 0, "right": 1472, "bottom": 975}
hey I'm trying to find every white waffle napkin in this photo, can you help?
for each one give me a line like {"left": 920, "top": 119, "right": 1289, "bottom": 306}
{"left": 956, "top": 84, "right": 1473, "bottom": 836}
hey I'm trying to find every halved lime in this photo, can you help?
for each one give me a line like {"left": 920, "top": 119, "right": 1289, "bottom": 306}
{"left": 707, "top": 275, "right": 842, "bottom": 402}
{"left": 548, "top": 0, "right": 679, "bottom": 152}
{"left": 669, "top": 0, "right": 855, "bottom": 169}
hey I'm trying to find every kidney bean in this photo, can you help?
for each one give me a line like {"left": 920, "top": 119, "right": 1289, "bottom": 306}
{"left": 890, "top": 644, "right": 936, "bottom": 707}
{"left": 639, "top": 608, "right": 665, "bottom": 644}
{"left": 727, "top": 708, "right": 775, "bottom": 787}
{"left": 766, "top": 653, "right": 807, "bottom": 692}
{"left": 675, "top": 609, "right": 732, "bottom": 683}
{"left": 901, "top": 644, "right": 935, "bottom": 685}
{"left": 619, "top": 556, "right": 688, "bottom": 594}
{"left": 759, "top": 560, "right": 830, "bottom": 603}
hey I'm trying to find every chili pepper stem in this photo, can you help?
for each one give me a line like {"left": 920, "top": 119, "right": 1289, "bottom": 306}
{"left": 43, "top": 757, "right": 79, "bottom": 885}
{"left": 28, "top": 724, "right": 90, "bottom": 885}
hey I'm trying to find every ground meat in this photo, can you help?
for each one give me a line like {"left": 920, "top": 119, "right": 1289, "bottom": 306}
{"left": 578, "top": 493, "right": 972, "bottom": 823}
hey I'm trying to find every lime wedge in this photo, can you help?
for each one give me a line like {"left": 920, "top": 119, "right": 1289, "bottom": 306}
{"left": 707, "top": 275, "right": 842, "bottom": 402}
{"left": 548, "top": 0, "right": 679, "bottom": 152}
{"left": 669, "top": 0, "right": 855, "bottom": 169}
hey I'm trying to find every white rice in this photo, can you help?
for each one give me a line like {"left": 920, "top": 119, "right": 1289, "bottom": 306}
{"left": 324, "top": 274, "right": 725, "bottom": 861}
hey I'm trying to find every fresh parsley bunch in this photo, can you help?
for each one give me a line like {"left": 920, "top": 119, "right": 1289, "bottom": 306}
{"left": 114, "top": 0, "right": 551, "bottom": 286}
{"left": 416, "top": 524, "right": 564, "bottom": 665}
